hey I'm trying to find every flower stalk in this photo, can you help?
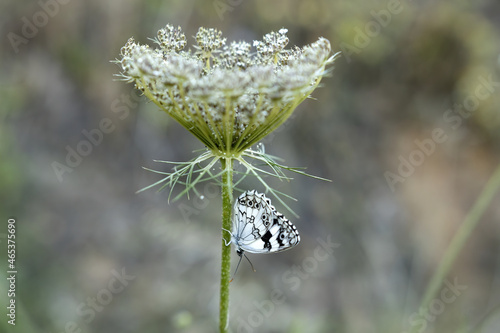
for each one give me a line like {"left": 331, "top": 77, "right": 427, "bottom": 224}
{"left": 414, "top": 164, "right": 500, "bottom": 333}
{"left": 219, "top": 158, "right": 233, "bottom": 333}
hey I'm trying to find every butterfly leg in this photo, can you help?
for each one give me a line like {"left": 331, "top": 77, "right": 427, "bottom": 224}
{"left": 230, "top": 249, "right": 256, "bottom": 282}
{"left": 230, "top": 249, "right": 244, "bottom": 282}
{"left": 221, "top": 227, "right": 233, "bottom": 246}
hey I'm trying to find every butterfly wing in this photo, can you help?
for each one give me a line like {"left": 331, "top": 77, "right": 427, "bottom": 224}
{"left": 232, "top": 190, "right": 271, "bottom": 247}
{"left": 232, "top": 190, "right": 300, "bottom": 254}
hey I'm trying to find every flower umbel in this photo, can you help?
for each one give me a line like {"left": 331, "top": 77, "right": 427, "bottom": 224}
{"left": 116, "top": 25, "right": 338, "bottom": 204}
{"left": 117, "top": 25, "right": 337, "bottom": 157}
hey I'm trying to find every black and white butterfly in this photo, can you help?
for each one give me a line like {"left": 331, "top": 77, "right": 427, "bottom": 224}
{"left": 224, "top": 190, "right": 300, "bottom": 278}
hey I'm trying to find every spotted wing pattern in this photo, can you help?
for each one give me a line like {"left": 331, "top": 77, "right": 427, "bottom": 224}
{"left": 231, "top": 190, "right": 300, "bottom": 254}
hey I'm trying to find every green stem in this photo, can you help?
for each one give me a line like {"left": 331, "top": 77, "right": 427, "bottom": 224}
{"left": 414, "top": 164, "right": 500, "bottom": 331}
{"left": 219, "top": 157, "right": 233, "bottom": 333}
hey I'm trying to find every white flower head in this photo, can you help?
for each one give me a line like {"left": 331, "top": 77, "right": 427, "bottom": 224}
{"left": 117, "top": 24, "right": 339, "bottom": 156}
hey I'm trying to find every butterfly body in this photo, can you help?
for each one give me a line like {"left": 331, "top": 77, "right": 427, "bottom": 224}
{"left": 229, "top": 190, "right": 300, "bottom": 255}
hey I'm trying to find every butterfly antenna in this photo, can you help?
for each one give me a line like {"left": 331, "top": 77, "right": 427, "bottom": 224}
{"left": 229, "top": 251, "right": 244, "bottom": 283}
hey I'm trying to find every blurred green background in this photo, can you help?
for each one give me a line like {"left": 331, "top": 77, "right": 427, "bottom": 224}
{"left": 1, "top": 0, "right": 500, "bottom": 332}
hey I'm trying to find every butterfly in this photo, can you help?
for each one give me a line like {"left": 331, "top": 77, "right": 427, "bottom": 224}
{"left": 223, "top": 190, "right": 300, "bottom": 279}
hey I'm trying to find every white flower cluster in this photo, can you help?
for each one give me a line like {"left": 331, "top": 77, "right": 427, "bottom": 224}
{"left": 117, "top": 24, "right": 338, "bottom": 155}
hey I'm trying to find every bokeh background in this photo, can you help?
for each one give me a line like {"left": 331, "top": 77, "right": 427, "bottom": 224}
{"left": 1, "top": 0, "right": 500, "bottom": 332}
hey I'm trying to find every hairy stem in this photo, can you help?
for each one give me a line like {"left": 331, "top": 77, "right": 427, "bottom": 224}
{"left": 219, "top": 157, "right": 233, "bottom": 333}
